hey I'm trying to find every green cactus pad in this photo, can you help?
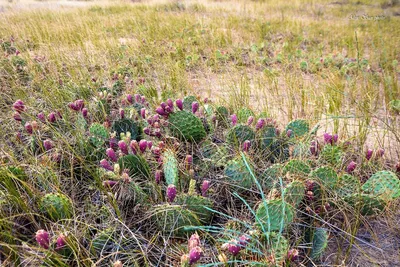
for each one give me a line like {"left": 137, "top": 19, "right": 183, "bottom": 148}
{"left": 344, "top": 193, "right": 386, "bottom": 215}
{"left": 337, "top": 174, "right": 360, "bottom": 197}
{"left": 183, "top": 95, "right": 198, "bottom": 111}
{"left": 282, "top": 160, "right": 311, "bottom": 176}
{"left": 292, "top": 142, "right": 310, "bottom": 158}
{"left": 224, "top": 155, "right": 254, "bottom": 189}
{"left": 199, "top": 141, "right": 229, "bottom": 167}
{"left": 39, "top": 193, "right": 73, "bottom": 221}
{"left": 175, "top": 194, "right": 213, "bottom": 223}
{"left": 215, "top": 106, "right": 230, "bottom": 127}
{"left": 309, "top": 166, "right": 338, "bottom": 190}
{"left": 255, "top": 199, "right": 294, "bottom": 231}
{"left": 310, "top": 228, "right": 329, "bottom": 260}
{"left": 284, "top": 180, "right": 305, "bottom": 207}
{"left": 260, "top": 164, "right": 283, "bottom": 190}
{"left": 89, "top": 123, "right": 109, "bottom": 147}
{"left": 226, "top": 125, "right": 256, "bottom": 146}
{"left": 153, "top": 204, "right": 202, "bottom": 237}
{"left": 111, "top": 118, "right": 142, "bottom": 141}
{"left": 362, "top": 171, "right": 400, "bottom": 200}
{"left": 319, "top": 144, "right": 343, "bottom": 165}
{"left": 269, "top": 138, "right": 290, "bottom": 162}
{"left": 163, "top": 150, "right": 179, "bottom": 187}
{"left": 268, "top": 232, "right": 289, "bottom": 265}
{"left": 91, "top": 228, "right": 116, "bottom": 254}
{"left": 237, "top": 107, "right": 255, "bottom": 123}
{"left": 118, "top": 154, "right": 151, "bottom": 179}
{"left": 285, "top": 119, "right": 309, "bottom": 137}
{"left": 259, "top": 126, "right": 277, "bottom": 150}
{"left": 168, "top": 111, "right": 206, "bottom": 143}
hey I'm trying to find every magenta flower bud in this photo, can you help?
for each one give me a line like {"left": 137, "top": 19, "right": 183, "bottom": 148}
{"left": 167, "top": 99, "right": 174, "bottom": 109}
{"left": 56, "top": 110, "right": 62, "bottom": 119}
{"left": 127, "top": 94, "right": 133, "bottom": 104}
{"left": 256, "top": 118, "right": 265, "bottom": 130}
{"left": 185, "top": 155, "right": 193, "bottom": 169}
{"left": 160, "top": 102, "right": 167, "bottom": 110}
{"left": 201, "top": 180, "right": 210, "bottom": 197}
{"left": 35, "top": 229, "right": 50, "bottom": 249}
{"left": 118, "top": 140, "right": 129, "bottom": 155}
{"left": 242, "top": 140, "right": 251, "bottom": 152}
{"left": 323, "top": 133, "right": 332, "bottom": 144}
{"left": 103, "top": 180, "right": 118, "bottom": 188}
{"left": 167, "top": 184, "right": 177, "bottom": 202}
{"left": 43, "top": 139, "right": 54, "bottom": 151}
{"left": 155, "top": 170, "right": 162, "bottom": 184}
{"left": 141, "top": 96, "right": 146, "bottom": 104}
{"left": 247, "top": 116, "right": 254, "bottom": 126}
{"left": 192, "top": 102, "right": 199, "bottom": 114}
{"left": 188, "top": 233, "right": 201, "bottom": 250}
{"left": 155, "top": 107, "right": 166, "bottom": 116}
{"left": 13, "top": 112, "right": 22, "bottom": 121}
{"left": 68, "top": 102, "right": 78, "bottom": 111}
{"left": 152, "top": 147, "right": 161, "bottom": 156}
{"left": 119, "top": 108, "right": 125, "bottom": 119}
{"left": 346, "top": 161, "right": 357, "bottom": 173}
{"left": 13, "top": 99, "right": 25, "bottom": 113}
{"left": 395, "top": 162, "right": 400, "bottom": 173}
{"left": 147, "top": 141, "right": 153, "bottom": 149}
{"left": 164, "top": 106, "right": 172, "bottom": 114}
{"left": 48, "top": 112, "right": 56, "bottom": 123}
{"left": 158, "top": 141, "right": 165, "bottom": 149}
{"left": 366, "top": 149, "right": 373, "bottom": 160}
{"left": 231, "top": 114, "right": 238, "bottom": 126}
{"left": 37, "top": 112, "right": 46, "bottom": 122}
{"left": 100, "top": 159, "right": 114, "bottom": 171}
{"left": 134, "top": 94, "right": 141, "bottom": 103}
{"left": 189, "top": 246, "right": 203, "bottom": 265}
{"left": 130, "top": 140, "right": 138, "bottom": 154}
{"left": 106, "top": 148, "right": 118, "bottom": 162}
{"left": 376, "top": 148, "right": 385, "bottom": 158}
{"left": 176, "top": 99, "right": 183, "bottom": 110}
{"left": 82, "top": 108, "right": 88, "bottom": 119}
{"left": 275, "top": 128, "right": 281, "bottom": 136}
{"left": 109, "top": 138, "right": 118, "bottom": 150}
{"left": 238, "top": 234, "right": 250, "bottom": 247}
{"left": 75, "top": 99, "right": 84, "bottom": 110}
{"left": 333, "top": 134, "right": 338, "bottom": 144}
{"left": 227, "top": 243, "right": 241, "bottom": 256}
{"left": 25, "top": 122, "right": 33, "bottom": 134}
{"left": 204, "top": 97, "right": 209, "bottom": 103}
{"left": 140, "top": 108, "right": 146, "bottom": 119}
{"left": 310, "top": 140, "right": 318, "bottom": 156}
{"left": 139, "top": 140, "right": 148, "bottom": 153}
{"left": 143, "top": 128, "right": 151, "bottom": 136}
{"left": 286, "top": 129, "right": 293, "bottom": 138}
{"left": 287, "top": 248, "right": 299, "bottom": 261}
{"left": 56, "top": 233, "right": 66, "bottom": 251}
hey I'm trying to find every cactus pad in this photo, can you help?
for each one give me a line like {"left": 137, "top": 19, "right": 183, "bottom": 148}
{"left": 224, "top": 155, "right": 254, "bottom": 189}
{"left": 319, "top": 144, "right": 343, "bottom": 165}
{"left": 337, "top": 174, "right": 360, "bottom": 197}
{"left": 39, "top": 193, "right": 73, "bottom": 221}
{"left": 183, "top": 95, "right": 198, "bottom": 111}
{"left": 215, "top": 106, "right": 230, "bottom": 127}
{"left": 112, "top": 118, "right": 142, "bottom": 141}
{"left": 283, "top": 180, "right": 305, "bottom": 207}
{"left": 89, "top": 123, "right": 109, "bottom": 147}
{"left": 163, "top": 150, "right": 179, "bottom": 187}
{"left": 118, "top": 154, "right": 151, "bottom": 179}
{"left": 255, "top": 199, "right": 294, "bottom": 231}
{"left": 175, "top": 194, "right": 213, "bottom": 223}
{"left": 285, "top": 119, "right": 309, "bottom": 137}
{"left": 309, "top": 166, "right": 338, "bottom": 190}
{"left": 259, "top": 127, "right": 277, "bottom": 150}
{"left": 237, "top": 107, "right": 255, "bottom": 123}
{"left": 310, "top": 228, "right": 328, "bottom": 260}
{"left": 361, "top": 171, "right": 400, "bottom": 201}
{"left": 344, "top": 193, "right": 386, "bottom": 215}
{"left": 226, "top": 125, "right": 256, "bottom": 146}
{"left": 168, "top": 111, "right": 206, "bottom": 143}
{"left": 282, "top": 160, "right": 311, "bottom": 176}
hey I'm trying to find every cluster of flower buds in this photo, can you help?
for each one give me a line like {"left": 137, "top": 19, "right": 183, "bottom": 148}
{"left": 323, "top": 132, "right": 338, "bottom": 145}
{"left": 35, "top": 230, "right": 67, "bottom": 251}
{"left": 222, "top": 234, "right": 250, "bottom": 256}
{"left": 181, "top": 233, "right": 203, "bottom": 266}
{"left": 126, "top": 93, "right": 149, "bottom": 108}
{"left": 255, "top": 117, "right": 278, "bottom": 131}
{"left": 68, "top": 99, "right": 85, "bottom": 111}
{"left": 143, "top": 114, "right": 164, "bottom": 138}
{"left": 305, "top": 180, "right": 316, "bottom": 201}
{"left": 155, "top": 99, "right": 175, "bottom": 117}
{"left": 365, "top": 148, "right": 385, "bottom": 161}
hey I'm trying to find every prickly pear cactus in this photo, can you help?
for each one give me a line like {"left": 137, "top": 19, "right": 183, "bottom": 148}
{"left": 282, "top": 160, "right": 311, "bottom": 176}
{"left": 237, "top": 107, "right": 255, "bottom": 123}
{"left": 268, "top": 232, "right": 289, "bottom": 266}
{"left": 226, "top": 125, "right": 255, "bottom": 146}
{"left": 361, "top": 171, "right": 400, "bottom": 200}
{"left": 269, "top": 138, "right": 290, "bottom": 162}
{"left": 255, "top": 199, "right": 294, "bottom": 232}
{"left": 292, "top": 142, "right": 310, "bottom": 158}
{"left": 153, "top": 204, "right": 201, "bottom": 237}
{"left": 199, "top": 141, "right": 229, "bottom": 168}
{"left": 168, "top": 111, "right": 206, "bottom": 143}
{"left": 112, "top": 118, "right": 142, "bottom": 141}
{"left": 337, "top": 174, "right": 360, "bottom": 197}
{"left": 175, "top": 194, "right": 213, "bottom": 223}
{"left": 283, "top": 180, "right": 305, "bottom": 207}
{"left": 118, "top": 154, "right": 150, "bottom": 179}
{"left": 310, "top": 228, "right": 328, "bottom": 260}
{"left": 260, "top": 164, "right": 283, "bottom": 190}
{"left": 89, "top": 123, "right": 109, "bottom": 147}
{"left": 183, "top": 95, "right": 198, "bottom": 111}
{"left": 163, "top": 150, "right": 179, "bottom": 187}
{"left": 91, "top": 228, "right": 116, "bottom": 255}
{"left": 215, "top": 106, "right": 230, "bottom": 127}
{"left": 344, "top": 193, "right": 386, "bottom": 215}
{"left": 285, "top": 119, "right": 309, "bottom": 137}
{"left": 319, "top": 144, "right": 343, "bottom": 165}
{"left": 259, "top": 126, "right": 277, "bottom": 150}
{"left": 39, "top": 193, "right": 73, "bottom": 221}
{"left": 224, "top": 155, "right": 254, "bottom": 189}
{"left": 309, "top": 166, "right": 338, "bottom": 190}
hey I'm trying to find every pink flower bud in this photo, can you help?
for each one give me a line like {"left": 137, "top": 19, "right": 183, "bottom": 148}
{"left": 82, "top": 108, "right": 88, "bottom": 119}
{"left": 119, "top": 108, "right": 125, "bottom": 119}
{"left": 130, "top": 140, "right": 138, "bottom": 154}
{"left": 324, "top": 133, "right": 332, "bottom": 144}
{"left": 256, "top": 118, "right": 265, "bottom": 130}
{"left": 238, "top": 234, "right": 250, "bottom": 247}
{"left": 156, "top": 107, "right": 166, "bottom": 116}
{"left": 275, "top": 128, "right": 281, "bottom": 136}
{"left": 75, "top": 99, "right": 84, "bottom": 111}
{"left": 247, "top": 116, "right": 254, "bottom": 126}
{"left": 103, "top": 180, "right": 118, "bottom": 188}
{"left": 188, "top": 233, "right": 201, "bottom": 250}
{"left": 167, "top": 99, "right": 174, "bottom": 109}
{"left": 346, "top": 161, "right": 357, "bottom": 173}
{"left": 333, "top": 134, "right": 338, "bottom": 144}
{"left": 160, "top": 102, "right": 167, "bottom": 110}
{"left": 176, "top": 99, "right": 183, "bottom": 110}
{"left": 366, "top": 149, "right": 373, "bottom": 160}
{"left": 152, "top": 147, "right": 161, "bottom": 157}
{"left": 227, "top": 242, "right": 241, "bottom": 256}
{"left": 185, "top": 155, "right": 193, "bottom": 170}
{"left": 13, "top": 99, "right": 25, "bottom": 113}
{"left": 395, "top": 162, "right": 400, "bottom": 173}
{"left": 13, "top": 112, "right": 22, "bottom": 121}
{"left": 166, "top": 184, "right": 177, "bottom": 202}
{"left": 287, "top": 248, "right": 299, "bottom": 261}
{"left": 43, "top": 139, "right": 54, "bottom": 151}
{"left": 141, "top": 96, "right": 146, "bottom": 104}
{"left": 231, "top": 114, "right": 238, "bottom": 126}
{"left": 201, "top": 180, "right": 210, "bottom": 197}
{"left": 164, "top": 106, "right": 172, "bottom": 114}
{"left": 48, "top": 112, "right": 56, "bottom": 123}
{"left": 192, "top": 102, "right": 199, "bottom": 114}
{"left": 310, "top": 140, "right": 318, "bottom": 156}
{"left": 140, "top": 108, "right": 146, "bottom": 119}
{"left": 158, "top": 141, "right": 165, "bottom": 149}
{"left": 127, "top": 94, "right": 133, "bottom": 104}
{"left": 100, "top": 159, "right": 114, "bottom": 171}
{"left": 106, "top": 148, "right": 118, "bottom": 162}
{"left": 189, "top": 246, "right": 203, "bottom": 265}
{"left": 109, "top": 138, "right": 118, "bottom": 150}
{"left": 204, "top": 97, "right": 209, "bottom": 103}
{"left": 25, "top": 122, "right": 33, "bottom": 134}
{"left": 135, "top": 94, "right": 141, "bottom": 103}
{"left": 155, "top": 170, "right": 162, "bottom": 184}
{"left": 68, "top": 102, "right": 78, "bottom": 111}
{"left": 286, "top": 129, "right": 293, "bottom": 138}
{"left": 56, "top": 233, "right": 66, "bottom": 251}
{"left": 242, "top": 140, "right": 251, "bottom": 152}
{"left": 37, "top": 112, "right": 46, "bottom": 122}
{"left": 139, "top": 140, "right": 148, "bottom": 153}
{"left": 118, "top": 141, "right": 128, "bottom": 155}
{"left": 376, "top": 148, "right": 385, "bottom": 158}
{"left": 147, "top": 141, "right": 153, "bottom": 149}
{"left": 35, "top": 229, "right": 50, "bottom": 249}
